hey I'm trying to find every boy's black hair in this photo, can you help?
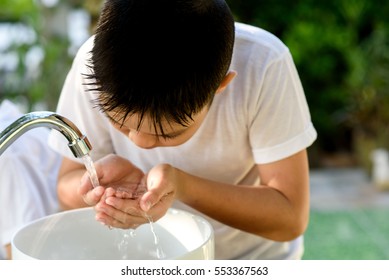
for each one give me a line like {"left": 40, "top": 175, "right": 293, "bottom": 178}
{"left": 87, "top": 0, "right": 235, "bottom": 137}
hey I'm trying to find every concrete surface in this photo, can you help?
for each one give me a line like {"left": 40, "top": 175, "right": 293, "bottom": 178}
{"left": 309, "top": 168, "right": 389, "bottom": 211}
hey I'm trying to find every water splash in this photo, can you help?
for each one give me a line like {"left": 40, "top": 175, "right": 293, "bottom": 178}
{"left": 81, "top": 155, "right": 165, "bottom": 259}
{"left": 116, "top": 229, "right": 136, "bottom": 259}
{"left": 115, "top": 220, "right": 166, "bottom": 260}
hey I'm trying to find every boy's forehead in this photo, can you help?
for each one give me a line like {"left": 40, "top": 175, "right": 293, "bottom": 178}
{"left": 106, "top": 110, "right": 189, "bottom": 134}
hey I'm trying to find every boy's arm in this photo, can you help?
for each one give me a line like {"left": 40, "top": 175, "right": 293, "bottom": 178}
{"left": 173, "top": 149, "right": 310, "bottom": 241}
{"left": 57, "top": 157, "right": 90, "bottom": 210}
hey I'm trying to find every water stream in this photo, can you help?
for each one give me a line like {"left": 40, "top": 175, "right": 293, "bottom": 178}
{"left": 144, "top": 214, "right": 166, "bottom": 259}
{"left": 81, "top": 154, "right": 165, "bottom": 259}
{"left": 82, "top": 154, "right": 100, "bottom": 188}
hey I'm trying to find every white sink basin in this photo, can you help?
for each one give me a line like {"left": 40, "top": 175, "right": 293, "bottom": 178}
{"left": 12, "top": 207, "right": 214, "bottom": 260}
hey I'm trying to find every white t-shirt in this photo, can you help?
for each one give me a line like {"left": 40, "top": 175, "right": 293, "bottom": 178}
{"left": 0, "top": 100, "right": 61, "bottom": 259}
{"left": 49, "top": 22, "right": 317, "bottom": 259}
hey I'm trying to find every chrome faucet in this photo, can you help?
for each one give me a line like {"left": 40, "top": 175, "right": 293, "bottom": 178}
{"left": 0, "top": 111, "right": 92, "bottom": 158}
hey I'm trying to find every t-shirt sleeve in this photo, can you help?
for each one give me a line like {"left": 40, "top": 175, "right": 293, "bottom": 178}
{"left": 249, "top": 51, "right": 317, "bottom": 164}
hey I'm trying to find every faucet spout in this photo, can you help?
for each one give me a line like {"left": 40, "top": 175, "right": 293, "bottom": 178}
{"left": 0, "top": 111, "right": 92, "bottom": 158}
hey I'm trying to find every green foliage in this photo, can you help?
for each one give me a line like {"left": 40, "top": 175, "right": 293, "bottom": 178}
{"left": 0, "top": 0, "right": 38, "bottom": 21}
{"left": 227, "top": 0, "right": 389, "bottom": 163}
{"left": 0, "top": 0, "right": 72, "bottom": 110}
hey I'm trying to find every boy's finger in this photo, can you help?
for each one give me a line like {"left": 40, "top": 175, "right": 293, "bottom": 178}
{"left": 81, "top": 186, "right": 104, "bottom": 205}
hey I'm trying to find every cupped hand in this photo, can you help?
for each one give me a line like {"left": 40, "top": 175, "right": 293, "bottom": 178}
{"left": 96, "top": 162, "right": 180, "bottom": 229}
{"left": 78, "top": 153, "right": 145, "bottom": 215}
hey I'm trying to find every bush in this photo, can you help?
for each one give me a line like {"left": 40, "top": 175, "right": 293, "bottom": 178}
{"left": 227, "top": 0, "right": 389, "bottom": 167}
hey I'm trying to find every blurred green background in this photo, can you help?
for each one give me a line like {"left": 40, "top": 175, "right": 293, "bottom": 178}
{"left": 1, "top": 0, "right": 389, "bottom": 260}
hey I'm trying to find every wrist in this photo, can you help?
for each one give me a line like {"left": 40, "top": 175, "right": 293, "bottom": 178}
{"left": 173, "top": 167, "right": 189, "bottom": 201}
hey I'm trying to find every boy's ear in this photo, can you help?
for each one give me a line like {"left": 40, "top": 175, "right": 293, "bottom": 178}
{"left": 215, "top": 70, "right": 237, "bottom": 94}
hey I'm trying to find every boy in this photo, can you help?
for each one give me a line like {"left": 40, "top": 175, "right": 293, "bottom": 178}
{"left": 49, "top": 0, "right": 317, "bottom": 259}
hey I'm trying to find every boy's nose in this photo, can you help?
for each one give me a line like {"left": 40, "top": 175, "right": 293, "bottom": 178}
{"left": 128, "top": 130, "right": 156, "bottom": 149}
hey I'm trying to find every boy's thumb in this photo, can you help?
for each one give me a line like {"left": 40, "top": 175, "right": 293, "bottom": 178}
{"left": 140, "top": 191, "right": 158, "bottom": 212}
